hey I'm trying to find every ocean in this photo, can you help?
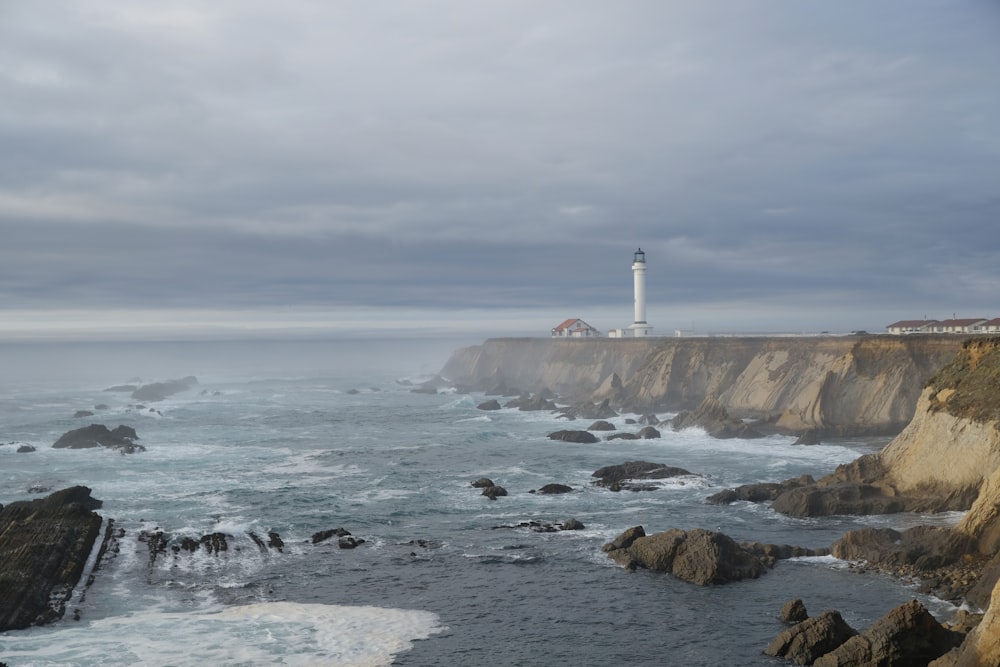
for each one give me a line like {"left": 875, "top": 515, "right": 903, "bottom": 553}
{"left": 0, "top": 338, "right": 962, "bottom": 666}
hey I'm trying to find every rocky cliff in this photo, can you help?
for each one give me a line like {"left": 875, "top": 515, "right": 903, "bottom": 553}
{"left": 441, "top": 335, "right": 965, "bottom": 436}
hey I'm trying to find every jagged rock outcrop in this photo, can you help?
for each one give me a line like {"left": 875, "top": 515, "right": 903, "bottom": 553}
{"left": 0, "top": 486, "right": 105, "bottom": 631}
{"left": 440, "top": 335, "right": 964, "bottom": 436}
{"left": 813, "top": 599, "right": 961, "bottom": 666}
{"left": 765, "top": 610, "right": 858, "bottom": 664}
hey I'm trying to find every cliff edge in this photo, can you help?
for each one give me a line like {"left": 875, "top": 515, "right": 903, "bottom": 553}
{"left": 441, "top": 335, "right": 965, "bottom": 437}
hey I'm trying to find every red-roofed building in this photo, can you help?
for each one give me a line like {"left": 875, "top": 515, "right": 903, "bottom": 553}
{"left": 928, "top": 318, "right": 989, "bottom": 334}
{"left": 551, "top": 318, "right": 601, "bottom": 338}
{"left": 983, "top": 318, "right": 1000, "bottom": 334}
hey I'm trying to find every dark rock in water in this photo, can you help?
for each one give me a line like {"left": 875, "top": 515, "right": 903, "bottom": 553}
{"left": 477, "top": 399, "right": 502, "bottom": 411}
{"left": 17, "top": 445, "right": 36, "bottom": 454}
{"left": 346, "top": 388, "right": 361, "bottom": 395}
{"left": 592, "top": 461, "right": 695, "bottom": 491}
{"left": 603, "top": 526, "right": 768, "bottom": 585}
{"left": 639, "top": 414, "right": 661, "bottom": 426}
{"left": 830, "top": 525, "right": 972, "bottom": 572}
{"left": 52, "top": 424, "right": 144, "bottom": 454}
{"left": 587, "top": 420, "right": 616, "bottom": 431}
{"left": 770, "top": 483, "right": 907, "bottom": 517}
{"left": 312, "top": 528, "right": 352, "bottom": 544}
{"left": 706, "top": 475, "right": 815, "bottom": 505}
{"left": 637, "top": 426, "right": 661, "bottom": 439}
{"left": 764, "top": 610, "right": 858, "bottom": 664}
{"left": 742, "top": 542, "right": 829, "bottom": 567}
{"left": 812, "top": 599, "right": 961, "bottom": 667}
{"left": 26, "top": 485, "right": 50, "bottom": 494}
{"left": 781, "top": 598, "right": 809, "bottom": 624}
{"left": 0, "top": 486, "right": 104, "bottom": 631}
{"left": 482, "top": 485, "right": 508, "bottom": 500}
{"left": 339, "top": 536, "right": 365, "bottom": 549}
{"left": 131, "top": 376, "right": 198, "bottom": 402}
{"left": 493, "top": 518, "right": 585, "bottom": 532}
{"left": 793, "top": 429, "right": 822, "bottom": 445}
{"left": 530, "top": 483, "right": 573, "bottom": 495}
{"left": 94, "top": 403, "right": 109, "bottom": 410}
{"left": 547, "top": 429, "right": 599, "bottom": 444}
{"left": 605, "top": 432, "right": 641, "bottom": 441}
{"left": 73, "top": 410, "right": 94, "bottom": 418}
{"left": 505, "top": 393, "right": 557, "bottom": 411}
{"left": 671, "top": 396, "right": 764, "bottom": 439}
{"left": 556, "top": 399, "right": 617, "bottom": 421}
{"left": 560, "top": 518, "right": 585, "bottom": 531}
{"left": 471, "top": 477, "right": 495, "bottom": 489}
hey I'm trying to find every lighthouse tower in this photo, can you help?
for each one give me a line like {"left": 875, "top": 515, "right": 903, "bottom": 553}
{"left": 627, "top": 248, "right": 653, "bottom": 337}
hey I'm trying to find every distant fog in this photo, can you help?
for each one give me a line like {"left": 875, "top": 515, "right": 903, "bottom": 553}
{"left": 0, "top": 336, "right": 479, "bottom": 390}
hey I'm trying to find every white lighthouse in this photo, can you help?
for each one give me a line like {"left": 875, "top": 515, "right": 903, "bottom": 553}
{"left": 627, "top": 248, "right": 653, "bottom": 336}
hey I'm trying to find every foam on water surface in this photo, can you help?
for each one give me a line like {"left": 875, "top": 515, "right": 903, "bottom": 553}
{"left": 2, "top": 602, "right": 444, "bottom": 667}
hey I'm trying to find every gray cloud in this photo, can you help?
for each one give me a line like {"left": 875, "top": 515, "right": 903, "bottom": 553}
{"left": 1, "top": 1, "right": 998, "bottom": 337}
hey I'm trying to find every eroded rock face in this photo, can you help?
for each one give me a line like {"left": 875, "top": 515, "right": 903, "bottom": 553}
{"left": 0, "top": 487, "right": 105, "bottom": 631}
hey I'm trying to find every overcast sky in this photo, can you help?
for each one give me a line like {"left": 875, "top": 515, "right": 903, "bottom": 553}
{"left": 2, "top": 1, "right": 999, "bottom": 341}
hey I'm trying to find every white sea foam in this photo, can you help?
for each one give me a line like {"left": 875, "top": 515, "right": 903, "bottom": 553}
{"left": 1, "top": 602, "right": 444, "bottom": 667}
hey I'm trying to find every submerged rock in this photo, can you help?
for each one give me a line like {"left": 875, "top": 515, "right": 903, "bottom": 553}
{"left": 130, "top": 376, "right": 198, "bottom": 402}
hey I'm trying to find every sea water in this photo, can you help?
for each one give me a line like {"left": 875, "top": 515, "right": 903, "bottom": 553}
{"left": 0, "top": 339, "right": 963, "bottom": 666}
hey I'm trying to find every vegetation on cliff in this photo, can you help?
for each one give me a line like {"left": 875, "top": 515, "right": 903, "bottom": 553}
{"left": 927, "top": 336, "right": 1000, "bottom": 424}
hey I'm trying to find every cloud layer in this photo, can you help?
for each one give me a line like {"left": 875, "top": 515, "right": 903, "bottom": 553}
{"left": 2, "top": 1, "right": 998, "bottom": 338}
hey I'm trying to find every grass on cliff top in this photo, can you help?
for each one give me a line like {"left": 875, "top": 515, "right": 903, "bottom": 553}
{"left": 926, "top": 337, "right": 1000, "bottom": 423}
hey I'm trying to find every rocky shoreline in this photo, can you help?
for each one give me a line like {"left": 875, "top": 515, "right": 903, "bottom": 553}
{"left": 6, "top": 338, "right": 1000, "bottom": 664}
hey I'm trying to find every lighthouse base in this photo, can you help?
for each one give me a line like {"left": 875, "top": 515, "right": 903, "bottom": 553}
{"left": 608, "top": 324, "right": 654, "bottom": 338}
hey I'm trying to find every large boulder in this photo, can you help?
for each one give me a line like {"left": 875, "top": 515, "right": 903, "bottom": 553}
{"left": 765, "top": 610, "right": 858, "bottom": 664}
{"left": 0, "top": 487, "right": 105, "bottom": 631}
{"left": 603, "top": 526, "right": 768, "bottom": 585}
{"left": 814, "top": 599, "right": 961, "bottom": 666}
{"left": 52, "top": 424, "right": 144, "bottom": 453}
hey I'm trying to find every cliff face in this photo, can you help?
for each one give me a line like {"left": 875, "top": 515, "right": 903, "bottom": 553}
{"left": 441, "top": 335, "right": 965, "bottom": 436}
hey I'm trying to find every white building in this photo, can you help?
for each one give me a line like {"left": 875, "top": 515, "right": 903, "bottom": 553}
{"left": 608, "top": 248, "right": 654, "bottom": 338}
